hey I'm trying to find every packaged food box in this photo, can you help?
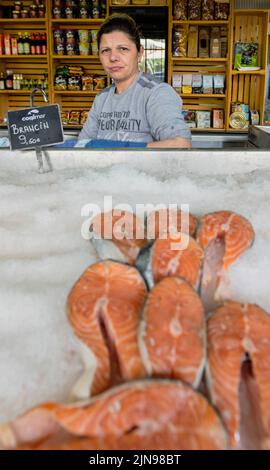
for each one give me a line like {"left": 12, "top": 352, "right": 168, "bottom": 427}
{"left": 188, "top": 25, "right": 198, "bottom": 58}
{"left": 196, "top": 110, "right": 211, "bottom": 128}
{"left": 203, "top": 75, "right": 213, "bottom": 94}
{"left": 213, "top": 109, "right": 224, "bottom": 129}
{"left": 172, "top": 73, "right": 182, "bottom": 91}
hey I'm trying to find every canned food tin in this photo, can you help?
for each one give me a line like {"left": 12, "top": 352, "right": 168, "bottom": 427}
{"left": 229, "top": 112, "right": 248, "bottom": 129}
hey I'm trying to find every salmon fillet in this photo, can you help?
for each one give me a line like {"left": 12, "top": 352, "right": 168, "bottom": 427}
{"left": 147, "top": 208, "right": 197, "bottom": 239}
{"left": 151, "top": 234, "right": 204, "bottom": 289}
{"left": 140, "top": 277, "right": 206, "bottom": 388}
{"left": 90, "top": 210, "right": 147, "bottom": 265}
{"left": 0, "top": 380, "right": 228, "bottom": 450}
{"left": 197, "top": 211, "right": 255, "bottom": 311}
{"left": 67, "top": 261, "right": 147, "bottom": 397}
{"left": 206, "top": 301, "right": 270, "bottom": 449}
{"left": 197, "top": 210, "right": 254, "bottom": 270}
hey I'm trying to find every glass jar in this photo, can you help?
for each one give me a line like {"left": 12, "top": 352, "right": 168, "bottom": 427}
{"left": 65, "top": 7, "right": 74, "bottom": 18}
{"left": 38, "top": 5, "right": 45, "bottom": 17}
{"left": 30, "top": 5, "right": 38, "bottom": 17}
{"left": 21, "top": 9, "right": 29, "bottom": 18}
{"left": 14, "top": 1, "right": 22, "bottom": 12}
{"left": 12, "top": 9, "right": 20, "bottom": 18}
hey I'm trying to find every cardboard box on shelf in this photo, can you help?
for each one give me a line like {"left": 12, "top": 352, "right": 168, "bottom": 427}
{"left": 188, "top": 26, "right": 198, "bottom": 58}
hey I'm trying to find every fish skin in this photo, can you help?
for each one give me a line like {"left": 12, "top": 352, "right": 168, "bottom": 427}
{"left": 206, "top": 301, "right": 270, "bottom": 449}
{"left": 0, "top": 380, "right": 228, "bottom": 450}
{"left": 67, "top": 261, "right": 147, "bottom": 397}
{"left": 139, "top": 277, "right": 206, "bottom": 388}
{"left": 136, "top": 234, "right": 204, "bottom": 291}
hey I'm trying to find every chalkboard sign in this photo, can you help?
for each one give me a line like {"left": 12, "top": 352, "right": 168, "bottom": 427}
{"left": 8, "top": 104, "right": 64, "bottom": 150}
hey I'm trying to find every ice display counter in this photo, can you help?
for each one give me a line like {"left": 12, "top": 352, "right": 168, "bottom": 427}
{"left": 0, "top": 148, "right": 270, "bottom": 424}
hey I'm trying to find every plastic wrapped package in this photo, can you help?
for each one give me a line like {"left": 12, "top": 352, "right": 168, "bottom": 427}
{"left": 192, "top": 75, "right": 203, "bottom": 94}
{"left": 182, "top": 74, "right": 192, "bottom": 94}
{"left": 82, "top": 74, "right": 94, "bottom": 91}
{"left": 93, "top": 75, "right": 106, "bottom": 90}
{"left": 61, "top": 111, "right": 69, "bottom": 125}
{"left": 172, "top": 26, "right": 188, "bottom": 57}
{"left": 68, "top": 75, "right": 81, "bottom": 90}
{"left": 202, "top": 0, "right": 214, "bottom": 20}
{"left": 54, "top": 75, "right": 67, "bottom": 90}
{"left": 173, "top": 0, "right": 187, "bottom": 20}
{"left": 172, "top": 73, "right": 182, "bottom": 92}
{"left": 196, "top": 110, "right": 211, "bottom": 128}
{"left": 188, "top": 0, "right": 201, "bottom": 20}
{"left": 69, "top": 111, "right": 81, "bottom": 125}
{"left": 214, "top": 0, "right": 229, "bottom": 20}
{"left": 80, "top": 110, "right": 89, "bottom": 125}
{"left": 213, "top": 74, "right": 225, "bottom": 94}
{"left": 203, "top": 75, "right": 213, "bottom": 94}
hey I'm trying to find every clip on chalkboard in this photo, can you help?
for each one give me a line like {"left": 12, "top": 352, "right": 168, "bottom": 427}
{"left": 7, "top": 87, "right": 64, "bottom": 173}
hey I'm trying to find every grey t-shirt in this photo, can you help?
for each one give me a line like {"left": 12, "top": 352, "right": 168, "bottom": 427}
{"left": 78, "top": 72, "right": 191, "bottom": 143}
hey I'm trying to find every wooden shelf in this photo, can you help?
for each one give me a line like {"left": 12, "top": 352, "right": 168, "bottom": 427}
{"left": 172, "top": 57, "right": 228, "bottom": 62}
{"left": 110, "top": 4, "right": 167, "bottom": 8}
{"left": 172, "top": 20, "right": 229, "bottom": 25}
{"left": 52, "top": 55, "right": 99, "bottom": 59}
{"left": 0, "top": 90, "right": 36, "bottom": 94}
{"left": 180, "top": 94, "right": 226, "bottom": 98}
{"left": 0, "top": 18, "right": 47, "bottom": 23}
{"left": 54, "top": 91, "right": 99, "bottom": 95}
{"left": 51, "top": 19, "right": 104, "bottom": 24}
{"left": 228, "top": 128, "right": 249, "bottom": 133}
{"left": 191, "top": 128, "right": 226, "bottom": 132}
{"left": 0, "top": 55, "right": 48, "bottom": 59}
{"left": 232, "top": 69, "right": 265, "bottom": 75}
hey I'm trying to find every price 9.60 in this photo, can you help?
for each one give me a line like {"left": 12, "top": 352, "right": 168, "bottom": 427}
{"left": 19, "top": 135, "right": 41, "bottom": 145}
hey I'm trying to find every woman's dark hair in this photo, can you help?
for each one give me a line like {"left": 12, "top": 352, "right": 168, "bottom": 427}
{"left": 97, "top": 14, "right": 141, "bottom": 52}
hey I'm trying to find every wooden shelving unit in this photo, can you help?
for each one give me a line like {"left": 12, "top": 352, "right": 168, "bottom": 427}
{"left": 0, "top": 0, "right": 269, "bottom": 133}
{"left": 168, "top": 0, "right": 234, "bottom": 133}
{"left": 226, "top": 9, "right": 269, "bottom": 130}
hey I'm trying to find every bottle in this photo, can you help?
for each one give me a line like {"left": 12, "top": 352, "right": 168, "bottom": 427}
{"left": 5, "top": 70, "right": 13, "bottom": 89}
{"left": 23, "top": 33, "right": 30, "bottom": 55}
{"left": 0, "top": 72, "right": 5, "bottom": 90}
{"left": 30, "top": 33, "right": 36, "bottom": 55}
{"left": 17, "top": 32, "right": 24, "bottom": 55}
{"left": 35, "top": 33, "right": 41, "bottom": 55}
{"left": 41, "top": 33, "right": 47, "bottom": 55}
{"left": 43, "top": 73, "right": 48, "bottom": 90}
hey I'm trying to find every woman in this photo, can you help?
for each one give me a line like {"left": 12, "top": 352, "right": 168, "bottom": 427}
{"left": 78, "top": 14, "right": 191, "bottom": 148}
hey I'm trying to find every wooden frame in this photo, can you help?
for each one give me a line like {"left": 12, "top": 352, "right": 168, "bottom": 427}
{"left": 0, "top": 0, "right": 269, "bottom": 132}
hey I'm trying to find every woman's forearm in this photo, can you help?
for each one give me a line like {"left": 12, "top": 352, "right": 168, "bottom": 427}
{"left": 147, "top": 136, "right": 191, "bottom": 149}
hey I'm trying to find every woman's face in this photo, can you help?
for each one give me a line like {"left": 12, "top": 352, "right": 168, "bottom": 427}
{"left": 99, "top": 30, "right": 143, "bottom": 84}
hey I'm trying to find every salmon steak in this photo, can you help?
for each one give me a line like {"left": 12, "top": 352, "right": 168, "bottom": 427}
{"left": 136, "top": 233, "right": 203, "bottom": 290}
{"left": 89, "top": 210, "right": 147, "bottom": 265}
{"left": 151, "top": 234, "right": 204, "bottom": 288}
{"left": 140, "top": 277, "right": 206, "bottom": 387}
{"left": 67, "top": 260, "right": 147, "bottom": 397}
{"left": 0, "top": 380, "right": 228, "bottom": 450}
{"left": 206, "top": 301, "right": 270, "bottom": 449}
{"left": 197, "top": 211, "right": 255, "bottom": 311}
{"left": 147, "top": 208, "right": 197, "bottom": 240}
